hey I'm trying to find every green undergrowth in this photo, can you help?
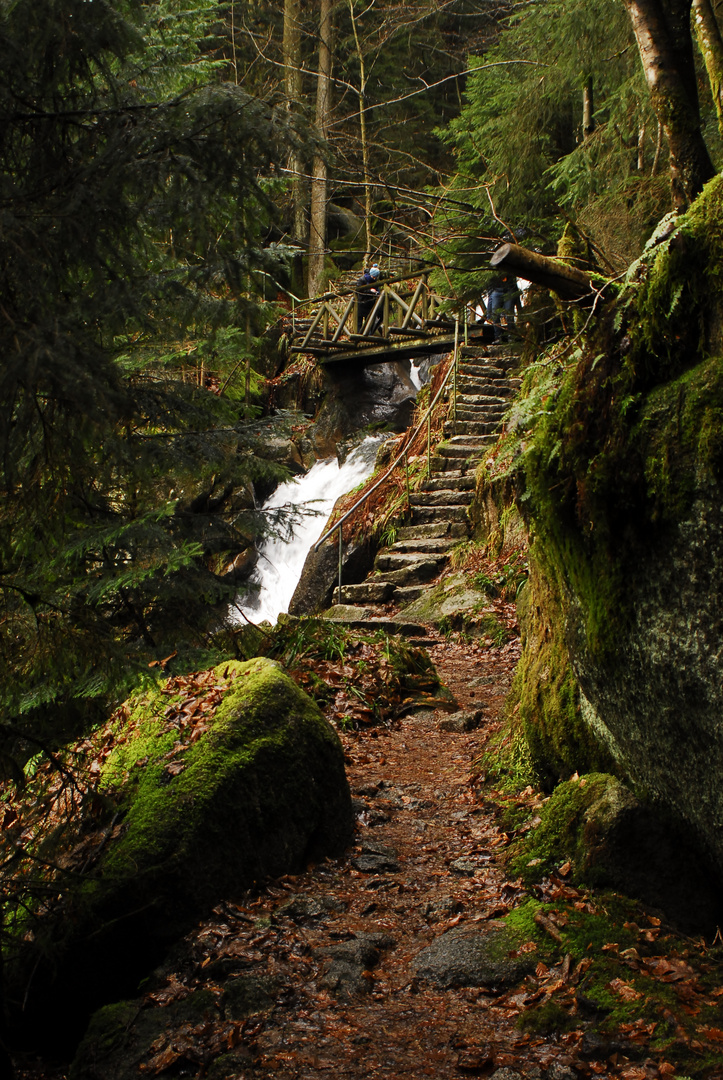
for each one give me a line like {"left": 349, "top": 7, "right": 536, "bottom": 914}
{"left": 233, "top": 615, "right": 447, "bottom": 728}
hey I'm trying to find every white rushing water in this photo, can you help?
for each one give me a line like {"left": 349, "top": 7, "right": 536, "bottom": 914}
{"left": 409, "top": 360, "right": 423, "bottom": 390}
{"left": 233, "top": 435, "right": 385, "bottom": 626}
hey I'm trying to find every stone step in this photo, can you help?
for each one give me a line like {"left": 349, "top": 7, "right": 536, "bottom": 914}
{"left": 323, "top": 607, "right": 428, "bottom": 636}
{"left": 456, "top": 390, "right": 512, "bottom": 404}
{"left": 375, "top": 549, "right": 448, "bottom": 573}
{"left": 393, "top": 584, "right": 427, "bottom": 604}
{"left": 444, "top": 420, "right": 501, "bottom": 437}
{"left": 459, "top": 364, "right": 507, "bottom": 378}
{"left": 411, "top": 504, "right": 470, "bottom": 525}
{"left": 459, "top": 364, "right": 517, "bottom": 379}
{"left": 396, "top": 521, "right": 467, "bottom": 540}
{"left": 447, "top": 432, "right": 492, "bottom": 444}
{"left": 332, "top": 581, "right": 394, "bottom": 605}
{"left": 428, "top": 454, "right": 476, "bottom": 474}
{"left": 421, "top": 474, "right": 475, "bottom": 492}
{"left": 376, "top": 555, "right": 448, "bottom": 585}
{"left": 455, "top": 405, "right": 507, "bottom": 421}
{"left": 386, "top": 537, "right": 456, "bottom": 555}
{"left": 409, "top": 489, "right": 473, "bottom": 507}
{"left": 435, "top": 442, "right": 493, "bottom": 461}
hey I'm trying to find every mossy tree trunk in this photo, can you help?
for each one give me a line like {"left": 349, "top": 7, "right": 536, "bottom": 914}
{"left": 307, "top": 0, "right": 333, "bottom": 298}
{"left": 692, "top": 0, "right": 723, "bottom": 140}
{"left": 623, "top": 0, "right": 715, "bottom": 209}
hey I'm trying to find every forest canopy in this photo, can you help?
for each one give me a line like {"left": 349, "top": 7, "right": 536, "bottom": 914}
{"left": 2, "top": 0, "right": 723, "bottom": 779}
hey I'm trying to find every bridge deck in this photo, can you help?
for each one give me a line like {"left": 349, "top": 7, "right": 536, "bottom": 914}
{"left": 313, "top": 325, "right": 494, "bottom": 366}
{"left": 288, "top": 271, "right": 495, "bottom": 365}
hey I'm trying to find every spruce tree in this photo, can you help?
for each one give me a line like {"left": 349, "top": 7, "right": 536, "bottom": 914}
{"left": 0, "top": 0, "right": 302, "bottom": 745}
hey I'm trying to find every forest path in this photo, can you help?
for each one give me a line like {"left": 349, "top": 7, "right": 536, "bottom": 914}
{"left": 47, "top": 630, "right": 712, "bottom": 1080}
{"left": 122, "top": 630, "right": 587, "bottom": 1080}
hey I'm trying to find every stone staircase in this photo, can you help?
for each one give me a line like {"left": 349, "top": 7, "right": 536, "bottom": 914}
{"left": 329, "top": 344, "right": 521, "bottom": 621}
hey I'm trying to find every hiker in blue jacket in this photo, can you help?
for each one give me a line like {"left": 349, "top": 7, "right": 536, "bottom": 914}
{"left": 355, "top": 264, "right": 382, "bottom": 333}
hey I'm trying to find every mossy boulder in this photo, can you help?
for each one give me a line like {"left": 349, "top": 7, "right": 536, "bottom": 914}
{"left": 510, "top": 774, "right": 722, "bottom": 932}
{"left": 70, "top": 975, "right": 280, "bottom": 1080}
{"left": 10, "top": 657, "right": 353, "bottom": 1052}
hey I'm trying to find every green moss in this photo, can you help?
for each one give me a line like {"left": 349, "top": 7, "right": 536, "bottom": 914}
{"left": 71, "top": 1001, "right": 139, "bottom": 1063}
{"left": 503, "top": 558, "right": 615, "bottom": 789}
{"left": 518, "top": 999, "right": 577, "bottom": 1035}
{"left": 507, "top": 773, "right": 621, "bottom": 884}
{"left": 99, "top": 657, "right": 350, "bottom": 888}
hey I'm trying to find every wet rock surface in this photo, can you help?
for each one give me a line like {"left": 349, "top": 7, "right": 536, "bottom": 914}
{"left": 412, "top": 925, "right": 536, "bottom": 989}
{"left": 307, "top": 361, "right": 417, "bottom": 458}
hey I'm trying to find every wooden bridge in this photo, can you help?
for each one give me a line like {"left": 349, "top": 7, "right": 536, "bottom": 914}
{"left": 289, "top": 271, "right": 493, "bottom": 366}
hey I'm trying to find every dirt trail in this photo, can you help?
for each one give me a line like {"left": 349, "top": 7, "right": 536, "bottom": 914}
{"left": 22, "top": 631, "right": 716, "bottom": 1080}
{"left": 130, "top": 632, "right": 576, "bottom": 1080}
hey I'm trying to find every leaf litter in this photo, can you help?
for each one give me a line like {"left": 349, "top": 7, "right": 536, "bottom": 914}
{"left": 11, "top": 631, "right": 723, "bottom": 1080}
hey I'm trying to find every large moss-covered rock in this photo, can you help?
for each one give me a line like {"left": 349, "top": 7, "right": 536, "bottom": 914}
{"left": 493, "top": 175, "right": 723, "bottom": 891}
{"left": 510, "top": 773, "right": 722, "bottom": 930}
{"left": 10, "top": 658, "right": 353, "bottom": 1051}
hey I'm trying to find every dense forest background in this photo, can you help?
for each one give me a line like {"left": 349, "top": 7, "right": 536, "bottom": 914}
{"left": 2, "top": 0, "right": 723, "bottom": 847}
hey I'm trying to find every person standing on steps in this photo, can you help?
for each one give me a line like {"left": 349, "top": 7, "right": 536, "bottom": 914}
{"left": 355, "top": 263, "right": 382, "bottom": 334}
{"left": 486, "top": 271, "right": 521, "bottom": 341}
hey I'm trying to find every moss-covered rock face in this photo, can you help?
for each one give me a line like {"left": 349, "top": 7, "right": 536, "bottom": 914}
{"left": 10, "top": 657, "right": 353, "bottom": 1052}
{"left": 509, "top": 774, "right": 722, "bottom": 932}
{"left": 512, "top": 560, "right": 616, "bottom": 789}
{"left": 496, "top": 176, "right": 723, "bottom": 884}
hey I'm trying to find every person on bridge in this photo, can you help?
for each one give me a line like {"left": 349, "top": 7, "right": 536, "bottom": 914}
{"left": 355, "top": 264, "right": 382, "bottom": 334}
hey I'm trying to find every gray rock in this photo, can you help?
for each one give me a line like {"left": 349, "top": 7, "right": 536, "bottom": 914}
{"left": 289, "top": 535, "right": 379, "bottom": 616}
{"left": 316, "top": 932, "right": 394, "bottom": 996}
{"left": 307, "top": 361, "right": 417, "bottom": 458}
{"left": 546, "top": 1066, "right": 578, "bottom": 1080}
{"left": 411, "top": 925, "right": 535, "bottom": 989}
{"left": 439, "top": 709, "right": 483, "bottom": 732}
{"left": 449, "top": 858, "right": 479, "bottom": 876}
{"left": 490, "top": 1070, "right": 524, "bottom": 1080}
{"left": 276, "top": 895, "right": 344, "bottom": 921}
{"left": 351, "top": 853, "right": 400, "bottom": 873}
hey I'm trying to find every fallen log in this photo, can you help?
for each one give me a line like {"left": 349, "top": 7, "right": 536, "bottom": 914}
{"left": 490, "top": 243, "right": 594, "bottom": 302}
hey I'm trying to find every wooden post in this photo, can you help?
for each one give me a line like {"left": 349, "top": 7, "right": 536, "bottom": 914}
{"left": 427, "top": 413, "right": 431, "bottom": 479}
{"left": 383, "top": 289, "right": 390, "bottom": 337}
{"left": 490, "top": 243, "right": 594, "bottom": 302}
{"left": 453, "top": 317, "right": 459, "bottom": 432}
{"left": 405, "top": 450, "right": 410, "bottom": 507}
{"left": 337, "top": 524, "right": 343, "bottom": 604}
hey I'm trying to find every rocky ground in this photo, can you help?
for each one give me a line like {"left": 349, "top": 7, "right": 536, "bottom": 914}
{"left": 15, "top": 628, "right": 723, "bottom": 1080}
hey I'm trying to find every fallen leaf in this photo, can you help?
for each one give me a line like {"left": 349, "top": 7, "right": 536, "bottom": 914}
{"left": 608, "top": 978, "right": 642, "bottom": 1001}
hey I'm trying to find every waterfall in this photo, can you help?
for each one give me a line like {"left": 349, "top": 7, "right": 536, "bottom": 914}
{"left": 233, "top": 435, "right": 386, "bottom": 626}
{"left": 409, "top": 360, "right": 423, "bottom": 390}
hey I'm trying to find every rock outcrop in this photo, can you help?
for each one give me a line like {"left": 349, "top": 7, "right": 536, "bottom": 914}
{"left": 8, "top": 658, "right": 353, "bottom": 1053}
{"left": 477, "top": 176, "right": 723, "bottom": 900}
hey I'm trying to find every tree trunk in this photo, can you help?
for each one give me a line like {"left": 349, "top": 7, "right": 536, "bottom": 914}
{"left": 490, "top": 244, "right": 593, "bottom": 302}
{"left": 349, "top": 0, "right": 373, "bottom": 265}
{"left": 622, "top": 0, "right": 715, "bottom": 209}
{"left": 308, "top": 0, "right": 333, "bottom": 298}
{"left": 283, "top": 0, "right": 306, "bottom": 243}
{"left": 583, "top": 75, "right": 595, "bottom": 138}
{"left": 692, "top": 0, "right": 723, "bottom": 138}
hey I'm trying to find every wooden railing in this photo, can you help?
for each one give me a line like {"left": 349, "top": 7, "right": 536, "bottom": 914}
{"left": 290, "top": 271, "right": 457, "bottom": 356}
